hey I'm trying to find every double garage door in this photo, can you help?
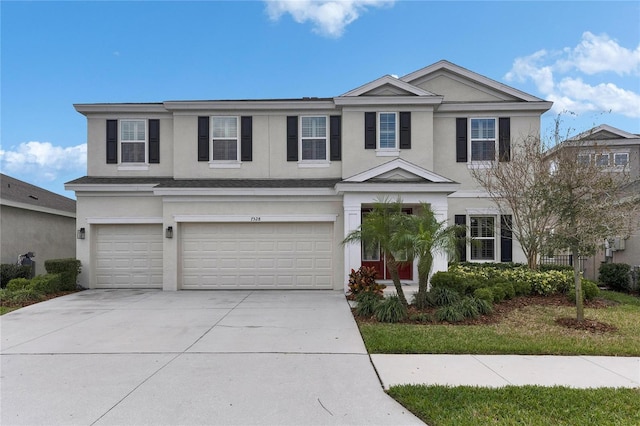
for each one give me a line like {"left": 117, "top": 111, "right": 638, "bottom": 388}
{"left": 181, "top": 222, "right": 333, "bottom": 289}
{"left": 94, "top": 222, "right": 333, "bottom": 289}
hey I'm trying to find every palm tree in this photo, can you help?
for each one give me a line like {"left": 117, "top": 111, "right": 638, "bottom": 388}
{"left": 342, "top": 198, "right": 410, "bottom": 307}
{"left": 400, "top": 203, "right": 461, "bottom": 299}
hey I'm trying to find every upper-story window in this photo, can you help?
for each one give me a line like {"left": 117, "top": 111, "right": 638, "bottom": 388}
{"left": 470, "top": 118, "right": 496, "bottom": 162}
{"left": 614, "top": 153, "right": 629, "bottom": 167}
{"left": 300, "top": 116, "right": 327, "bottom": 161}
{"left": 379, "top": 112, "right": 397, "bottom": 149}
{"left": 120, "top": 120, "right": 146, "bottom": 163}
{"left": 212, "top": 116, "right": 239, "bottom": 161}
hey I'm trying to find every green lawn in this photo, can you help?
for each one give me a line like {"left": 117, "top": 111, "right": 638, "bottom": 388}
{"left": 389, "top": 385, "right": 640, "bottom": 426}
{"left": 358, "top": 291, "right": 640, "bottom": 356}
{"left": 0, "top": 306, "right": 18, "bottom": 315}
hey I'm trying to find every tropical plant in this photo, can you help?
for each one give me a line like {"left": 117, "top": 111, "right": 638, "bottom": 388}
{"left": 374, "top": 295, "right": 408, "bottom": 323}
{"left": 347, "top": 266, "right": 385, "bottom": 299}
{"left": 343, "top": 197, "right": 411, "bottom": 306}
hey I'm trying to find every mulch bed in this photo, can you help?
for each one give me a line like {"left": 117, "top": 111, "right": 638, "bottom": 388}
{"left": 355, "top": 293, "right": 620, "bottom": 333}
{"left": 0, "top": 290, "right": 80, "bottom": 309}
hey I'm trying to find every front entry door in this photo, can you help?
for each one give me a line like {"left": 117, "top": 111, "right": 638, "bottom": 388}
{"left": 360, "top": 209, "right": 413, "bottom": 281}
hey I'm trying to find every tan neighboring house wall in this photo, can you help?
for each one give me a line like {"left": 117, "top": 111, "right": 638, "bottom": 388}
{"left": 1, "top": 174, "right": 76, "bottom": 274}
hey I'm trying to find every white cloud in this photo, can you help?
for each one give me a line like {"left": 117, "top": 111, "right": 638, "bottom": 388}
{"left": 265, "top": 0, "right": 395, "bottom": 38}
{"left": 506, "top": 32, "right": 640, "bottom": 119}
{"left": 0, "top": 141, "right": 87, "bottom": 181}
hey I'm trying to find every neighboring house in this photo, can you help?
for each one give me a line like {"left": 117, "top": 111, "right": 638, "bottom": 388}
{"left": 546, "top": 125, "right": 640, "bottom": 279}
{"left": 1, "top": 174, "right": 76, "bottom": 275}
{"left": 66, "top": 60, "right": 552, "bottom": 291}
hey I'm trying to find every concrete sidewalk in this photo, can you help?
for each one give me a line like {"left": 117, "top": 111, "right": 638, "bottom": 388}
{"left": 371, "top": 354, "right": 640, "bottom": 389}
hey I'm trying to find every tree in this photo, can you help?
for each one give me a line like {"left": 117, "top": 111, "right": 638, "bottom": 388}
{"left": 342, "top": 198, "right": 410, "bottom": 307}
{"left": 545, "top": 136, "right": 639, "bottom": 321}
{"left": 470, "top": 132, "right": 558, "bottom": 269}
{"left": 399, "top": 203, "right": 460, "bottom": 299}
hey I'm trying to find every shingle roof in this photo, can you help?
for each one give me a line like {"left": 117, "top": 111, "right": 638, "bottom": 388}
{"left": 1, "top": 174, "right": 76, "bottom": 213}
{"left": 65, "top": 176, "right": 342, "bottom": 188}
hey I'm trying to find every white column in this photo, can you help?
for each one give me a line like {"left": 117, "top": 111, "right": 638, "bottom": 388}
{"left": 343, "top": 202, "right": 362, "bottom": 294}
{"left": 430, "top": 203, "right": 450, "bottom": 283}
{"left": 162, "top": 219, "right": 178, "bottom": 291}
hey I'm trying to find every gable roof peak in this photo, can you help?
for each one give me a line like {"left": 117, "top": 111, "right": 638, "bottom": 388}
{"left": 339, "top": 74, "right": 439, "bottom": 98}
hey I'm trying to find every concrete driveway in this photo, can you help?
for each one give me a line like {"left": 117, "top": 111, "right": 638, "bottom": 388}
{"left": 1, "top": 290, "right": 422, "bottom": 426}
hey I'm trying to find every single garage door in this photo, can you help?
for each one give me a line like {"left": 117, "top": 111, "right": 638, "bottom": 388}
{"left": 95, "top": 224, "right": 163, "bottom": 288}
{"left": 181, "top": 222, "right": 333, "bottom": 289}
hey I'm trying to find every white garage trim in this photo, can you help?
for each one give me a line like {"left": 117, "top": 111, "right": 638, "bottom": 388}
{"left": 94, "top": 224, "right": 163, "bottom": 289}
{"left": 87, "top": 217, "right": 163, "bottom": 224}
{"left": 181, "top": 222, "right": 333, "bottom": 290}
{"left": 174, "top": 214, "right": 337, "bottom": 223}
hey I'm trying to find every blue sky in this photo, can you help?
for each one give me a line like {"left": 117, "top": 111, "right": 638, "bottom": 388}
{"left": 2, "top": 1, "right": 639, "bottom": 198}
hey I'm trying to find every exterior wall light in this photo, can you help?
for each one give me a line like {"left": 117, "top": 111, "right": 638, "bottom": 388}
{"left": 77, "top": 228, "right": 86, "bottom": 239}
{"left": 166, "top": 226, "right": 173, "bottom": 239}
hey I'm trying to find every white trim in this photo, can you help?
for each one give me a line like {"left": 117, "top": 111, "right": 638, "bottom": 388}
{"left": 333, "top": 96, "right": 443, "bottom": 106}
{"left": 209, "top": 162, "right": 241, "bottom": 169}
{"left": 211, "top": 115, "right": 240, "bottom": 162}
{"left": 117, "top": 165, "right": 150, "bottom": 171}
{"left": 155, "top": 187, "right": 338, "bottom": 197}
{"left": 174, "top": 214, "right": 338, "bottom": 223}
{"left": 376, "top": 150, "right": 400, "bottom": 157}
{"left": 378, "top": 112, "right": 398, "bottom": 150}
{"left": 87, "top": 217, "right": 163, "bottom": 224}
{"left": 469, "top": 117, "right": 497, "bottom": 163}
{"left": 0, "top": 198, "right": 76, "bottom": 218}
{"left": 448, "top": 190, "right": 491, "bottom": 198}
{"left": 298, "top": 162, "right": 331, "bottom": 168}
{"left": 65, "top": 184, "right": 160, "bottom": 192}
{"left": 299, "top": 115, "right": 329, "bottom": 162}
{"left": 436, "top": 102, "right": 553, "bottom": 112}
{"left": 340, "top": 75, "right": 438, "bottom": 97}
{"left": 466, "top": 208, "right": 500, "bottom": 215}
{"left": 163, "top": 100, "right": 336, "bottom": 111}
{"left": 344, "top": 158, "right": 455, "bottom": 183}
{"left": 119, "top": 119, "right": 148, "bottom": 165}
{"left": 336, "top": 182, "right": 460, "bottom": 193}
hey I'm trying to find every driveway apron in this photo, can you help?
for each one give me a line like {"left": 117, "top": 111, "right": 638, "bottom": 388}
{"left": 1, "top": 290, "right": 422, "bottom": 425}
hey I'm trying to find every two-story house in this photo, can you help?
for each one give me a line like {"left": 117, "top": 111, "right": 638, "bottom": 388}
{"left": 66, "top": 60, "right": 552, "bottom": 291}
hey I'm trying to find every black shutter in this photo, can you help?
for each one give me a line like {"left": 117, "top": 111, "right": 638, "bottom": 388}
{"left": 197, "top": 116, "right": 209, "bottom": 162}
{"left": 499, "top": 117, "right": 511, "bottom": 162}
{"left": 148, "top": 119, "right": 160, "bottom": 164}
{"left": 456, "top": 118, "right": 467, "bottom": 162}
{"left": 330, "top": 115, "right": 341, "bottom": 161}
{"left": 240, "top": 116, "right": 252, "bottom": 162}
{"left": 399, "top": 112, "right": 411, "bottom": 149}
{"left": 454, "top": 215, "right": 467, "bottom": 262}
{"left": 106, "top": 119, "right": 118, "bottom": 164}
{"left": 500, "top": 215, "right": 513, "bottom": 262}
{"left": 286, "top": 116, "right": 298, "bottom": 161}
{"left": 364, "top": 112, "right": 376, "bottom": 149}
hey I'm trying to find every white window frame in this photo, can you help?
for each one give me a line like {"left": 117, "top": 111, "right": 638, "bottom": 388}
{"left": 469, "top": 215, "right": 496, "bottom": 262}
{"left": 577, "top": 154, "right": 591, "bottom": 166}
{"left": 595, "top": 153, "right": 610, "bottom": 167}
{"left": 376, "top": 112, "right": 399, "bottom": 156}
{"left": 614, "top": 152, "right": 629, "bottom": 167}
{"left": 210, "top": 116, "right": 240, "bottom": 168}
{"left": 299, "top": 115, "right": 329, "bottom": 165}
{"left": 118, "top": 119, "right": 148, "bottom": 170}
{"left": 469, "top": 117, "right": 497, "bottom": 164}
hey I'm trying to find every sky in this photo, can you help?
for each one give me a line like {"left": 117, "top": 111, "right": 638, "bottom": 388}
{"left": 1, "top": 0, "right": 639, "bottom": 199}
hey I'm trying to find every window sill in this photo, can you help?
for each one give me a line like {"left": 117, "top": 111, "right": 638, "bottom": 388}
{"left": 375, "top": 149, "right": 400, "bottom": 157}
{"left": 209, "top": 162, "right": 241, "bottom": 169}
{"left": 467, "top": 162, "right": 495, "bottom": 169}
{"left": 118, "top": 164, "right": 149, "bottom": 171}
{"left": 298, "top": 162, "right": 330, "bottom": 168}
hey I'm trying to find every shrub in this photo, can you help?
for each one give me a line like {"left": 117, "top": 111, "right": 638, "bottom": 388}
{"left": 599, "top": 263, "right": 631, "bottom": 292}
{"left": 7, "top": 287, "right": 44, "bottom": 305}
{"left": 429, "top": 286, "right": 461, "bottom": 307}
{"left": 567, "top": 279, "right": 600, "bottom": 303}
{"left": 411, "top": 291, "right": 433, "bottom": 309}
{"left": 490, "top": 285, "right": 506, "bottom": 303}
{"left": 44, "top": 259, "right": 81, "bottom": 291}
{"left": 354, "top": 291, "right": 381, "bottom": 317}
{"left": 435, "top": 304, "right": 465, "bottom": 323}
{"left": 347, "top": 266, "right": 385, "bottom": 299}
{"left": 30, "top": 274, "right": 63, "bottom": 295}
{"left": 458, "top": 297, "right": 480, "bottom": 319}
{"left": 512, "top": 280, "right": 532, "bottom": 296}
{"left": 374, "top": 295, "right": 408, "bottom": 323}
{"left": 473, "top": 287, "right": 493, "bottom": 302}
{"left": 7, "top": 278, "right": 31, "bottom": 292}
{"left": 429, "top": 271, "right": 468, "bottom": 295}
{"left": 1, "top": 264, "right": 33, "bottom": 288}
{"left": 472, "top": 297, "right": 494, "bottom": 315}
{"left": 495, "top": 281, "right": 515, "bottom": 300}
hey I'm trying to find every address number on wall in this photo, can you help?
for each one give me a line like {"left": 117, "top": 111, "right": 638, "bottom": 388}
{"left": 250, "top": 217, "right": 261, "bottom": 222}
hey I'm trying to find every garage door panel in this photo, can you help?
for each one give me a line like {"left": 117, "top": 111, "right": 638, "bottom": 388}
{"left": 95, "top": 224, "right": 163, "bottom": 289}
{"left": 181, "top": 222, "right": 333, "bottom": 289}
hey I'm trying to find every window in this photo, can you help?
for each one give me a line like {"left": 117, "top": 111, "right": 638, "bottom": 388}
{"left": 120, "top": 120, "right": 146, "bottom": 163}
{"left": 470, "top": 118, "right": 496, "bottom": 161}
{"left": 212, "top": 116, "right": 239, "bottom": 161}
{"left": 595, "top": 153, "right": 610, "bottom": 167}
{"left": 470, "top": 216, "right": 495, "bottom": 260}
{"left": 614, "top": 153, "right": 629, "bottom": 166}
{"left": 300, "top": 116, "right": 327, "bottom": 161}
{"left": 379, "top": 113, "right": 397, "bottom": 149}
{"left": 577, "top": 154, "right": 591, "bottom": 166}
{"left": 362, "top": 239, "right": 380, "bottom": 261}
